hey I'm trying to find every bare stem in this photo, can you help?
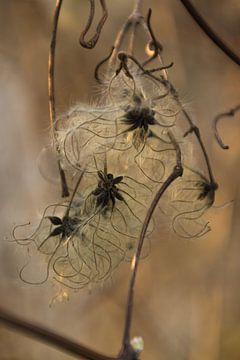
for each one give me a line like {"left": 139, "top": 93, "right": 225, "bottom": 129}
{"left": 140, "top": 8, "right": 216, "bottom": 186}
{"left": 133, "top": 0, "right": 143, "bottom": 14}
{"left": 48, "top": 0, "right": 69, "bottom": 197}
{"left": 120, "top": 131, "right": 183, "bottom": 351}
{"left": 179, "top": 0, "right": 240, "bottom": 66}
{"left": 142, "top": 9, "right": 168, "bottom": 79}
{"left": 213, "top": 105, "right": 240, "bottom": 149}
{"left": 79, "top": 0, "right": 108, "bottom": 49}
{"left": 97, "top": 6, "right": 169, "bottom": 83}
{"left": 65, "top": 169, "right": 85, "bottom": 217}
{"left": 0, "top": 307, "right": 115, "bottom": 360}
{"left": 182, "top": 108, "right": 216, "bottom": 185}
{"left": 48, "top": 0, "right": 61, "bottom": 134}
{"left": 109, "top": 1, "right": 149, "bottom": 66}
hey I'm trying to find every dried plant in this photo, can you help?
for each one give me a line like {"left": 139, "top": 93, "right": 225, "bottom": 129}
{"left": 0, "top": 1, "right": 239, "bottom": 359}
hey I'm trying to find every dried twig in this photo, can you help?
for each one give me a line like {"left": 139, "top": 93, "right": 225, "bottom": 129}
{"left": 138, "top": 10, "right": 217, "bottom": 190}
{"left": 116, "top": 51, "right": 173, "bottom": 84}
{"left": 183, "top": 108, "right": 217, "bottom": 187}
{"left": 95, "top": 46, "right": 114, "bottom": 83}
{"left": 0, "top": 307, "right": 114, "bottom": 360}
{"left": 109, "top": 0, "right": 146, "bottom": 65}
{"left": 79, "top": 0, "right": 108, "bottom": 49}
{"left": 96, "top": 7, "right": 169, "bottom": 83}
{"left": 48, "top": 0, "right": 69, "bottom": 197}
{"left": 141, "top": 9, "right": 166, "bottom": 75}
{"left": 94, "top": 0, "right": 149, "bottom": 80}
{"left": 179, "top": 0, "right": 240, "bottom": 66}
{"left": 1, "top": 2, "right": 221, "bottom": 359}
{"left": 120, "top": 131, "right": 183, "bottom": 355}
{"left": 213, "top": 105, "right": 240, "bottom": 149}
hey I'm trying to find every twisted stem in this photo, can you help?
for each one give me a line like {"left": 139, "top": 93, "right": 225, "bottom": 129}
{"left": 213, "top": 105, "right": 240, "bottom": 149}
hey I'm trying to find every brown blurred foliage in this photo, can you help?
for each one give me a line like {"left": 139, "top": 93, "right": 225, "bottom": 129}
{"left": 0, "top": 1, "right": 239, "bottom": 359}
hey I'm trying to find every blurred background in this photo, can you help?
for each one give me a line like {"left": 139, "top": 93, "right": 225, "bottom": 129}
{"left": 0, "top": 0, "right": 240, "bottom": 359}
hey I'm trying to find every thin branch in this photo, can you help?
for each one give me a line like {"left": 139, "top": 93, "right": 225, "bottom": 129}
{"left": 183, "top": 109, "right": 216, "bottom": 186}
{"left": 179, "top": 0, "right": 240, "bottom": 66}
{"left": 127, "top": 0, "right": 144, "bottom": 55}
{"left": 213, "top": 105, "right": 240, "bottom": 149}
{"left": 79, "top": 0, "right": 108, "bottom": 49}
{"left": 65, "top": 169, "right": 85, "bottom": 217}
{"left": 48, "top": 0, "right": 61, "bottom": 133}
{"left": 48, "top": 0, "right": 69, "bottom": 197}
{"left": 109, "top": 0, "right": 148, "bottom": 66}
{"left": 57, "top": 161, "right": 70, "bottom": 198}
{"left": 95, "top": 1, "right": 151, "bottom": 83}
{"left": 118, "top": 51, "right": 173, "bottom": 85}
{"left": 103, "top": 7, "right": 169, "bottom": 83}
{"left": 148, "top": 62, "right": 174, "bottom": 73}
{"left": 120, "top": 131, "right": 183, "bottom": 352}
{"left": 0, "top": 307, "right": 115, "bottom": 360}
{"left": 140, "top": 9, "right": 165, "bottom": 70}
{"left": 140, "top": 10, "right": 218, "bottom": 190}
{"left": 133, "top": 0, "right": 144, "bottom": 14}
{"left": 95, "top": 46, "right": 114, "bottom": 83}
